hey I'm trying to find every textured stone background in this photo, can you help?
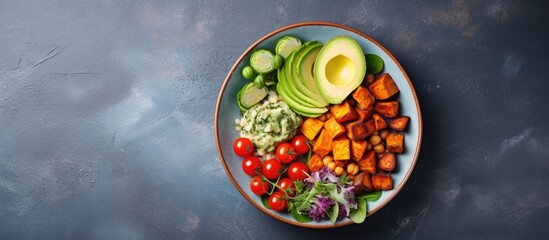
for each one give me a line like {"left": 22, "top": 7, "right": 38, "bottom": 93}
{"left": 1, "top": 0, "right": 548, "bottom": 239}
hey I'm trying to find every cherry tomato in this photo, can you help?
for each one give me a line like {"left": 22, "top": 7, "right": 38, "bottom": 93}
{"left": 233, "top": 138, "right": 254, "bottom": 157}
{"left": 268, "top": 191, "right": 288, "bottom": 211}
{"left": 277, "top": 178, "right": 296, "bottom": 197}
{"left": 242, "top": 156, "right": 262, "bottom": 176}
{"left": 275, "top": 142, "right": 297, "bottom": 164}
{"left": 262, "top": 158, "right": 282, "bottom": 180}
{"left": 288, "top": 161, "right": 309, "bottom": 181}
{"left": 250, "top": 176, "right": 269, "bottom": 196}
{"left": 291, "top": 135, "right": 310, "bottom": 155}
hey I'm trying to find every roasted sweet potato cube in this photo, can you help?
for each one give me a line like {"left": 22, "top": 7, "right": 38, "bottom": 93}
{"left": 324, "top": 117, "right": 346, "bottom": 138}
{"left": 369, "top": 73, "right": 399, "bottom": 100}
{"left": 330, "top": 101, "right": 357, "bottom": 123}
{"left": 372, "top": 113, "right": 387, "bottom": 131}
{"left": 375, "top": 101, "right": 399, "bottom": 118}
{"left": 346, "top": 120, "right": 368, "bottom": 141}
{"left": 364, "top": 119, "right": 376, "bottom": 135}
{"left": 378, "top": 152, "right": 396, "bottom": 172}
{"left": 357, "top": 151, "right": 376, "bottom": 174}
{"left": 355, "top": 106, "right": 374, "bottom": 121}
{"left": 301, "top": 118, "right": 324, "bottom": 140}
{"left": 332, "top": 139, "right": 350, "bottom": 161}
{"left": 313, "top": 129, "right": 333, "bottom": 157}
{"left": 362, "top": 173, "right": 374, "bottom": 192}
{"left": 353, "top": 172, "right": 367, "bottom": 195}
{"left": 372, "top": 173, "right": 393, "bottom": 190}
{"left": 351, "top": 140, "right": 368, "bottom": 161}
{"left": 389, "top": 116, "right": 410, "bottom": 131}
{"left": 386, "top": 132, "right": 404, "bottom": 153}
{"left": 334, "top": 160, "right": 349, "bottom": 168}
{"left": 352, "top": 86, "right": 376, "bottom": 109}
{"left": 307, "top": 154, "right": 324, "bottom": 172}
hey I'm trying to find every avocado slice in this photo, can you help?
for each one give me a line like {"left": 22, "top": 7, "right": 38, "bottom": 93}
{"left": 277, "top": 69, "right": 317, "bottom": 108}
{"left": 276, "top": 81, "right": 327, "bottom": 117}
{"left": 284, "top": 42, "right": 329, "bottom": 107}
{"left": 282, "top": 50, "right": 327, "bottom": 107}
{"left": 314, "top": 36, "right": 366, "bottom": 104}
{"left": 296, "top": 44, "right": 323, "bottom": 93}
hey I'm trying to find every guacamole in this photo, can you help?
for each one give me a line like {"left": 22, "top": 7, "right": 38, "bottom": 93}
{"left": 235, "top": 91, "right": 302, "bottom": 156}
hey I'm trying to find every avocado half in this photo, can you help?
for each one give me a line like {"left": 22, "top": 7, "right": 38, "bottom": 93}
{"left": 314, "top": 36, "right": 366, "bottom": 104}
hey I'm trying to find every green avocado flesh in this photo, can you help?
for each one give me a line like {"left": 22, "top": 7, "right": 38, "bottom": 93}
{"left": 287, "top": 42, "right": 328, "bottom": 107}
{"left": 276, "top": 41, "right": 331, "bottom": 117}
{"left": 297, "top": 44, "right": 323, "bottom": 93}
{"left": 313, "top": 36, "right": 366, "bottom": 104}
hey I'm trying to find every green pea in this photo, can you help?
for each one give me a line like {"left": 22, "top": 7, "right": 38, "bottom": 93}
{"left": 242, "top": 66, "right": 256, "bottom": 80}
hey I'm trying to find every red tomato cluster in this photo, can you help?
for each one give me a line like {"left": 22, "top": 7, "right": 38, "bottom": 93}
{"left": 232, "top": 135, "right": 310, "bottom": 212}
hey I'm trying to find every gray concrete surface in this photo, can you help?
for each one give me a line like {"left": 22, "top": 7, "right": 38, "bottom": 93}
{"left": 1, "top": 0, "right": 548, "bottom": 239}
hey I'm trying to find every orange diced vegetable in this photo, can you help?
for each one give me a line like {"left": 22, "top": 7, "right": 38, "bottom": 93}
{"left": 301, "top": 118, "right": 324, "bottom": 140}
{"left": 375, "top": 101, "right": 399, "bottom": 118}
{"left": 351, "top": 140, "right": 368, "bottom": 161}
{"left": 332, "top": 139, "right": 350, "bottom": 161}
{"left": 364, "top": 119, "right": 376, "bottom": 135}
{"left": 357, "top": 151, "right": 376, "bottom": 174}
{"left": 352, "top": 86, "right": 376, "bottom": 109}
{"left": 355, "top": 106, "right": 374, "bottom": 121}
{"left": 345, "top": 120, "right": 368, "bottom": 141}
{"left": 334, "top": 160, "right": 349, "bottom": 168}
{"left": 368, "top": 73, "right": 399, "bottom": 100}
{"left": 386, "top": 132, "right": 404, "bottom": 153}
{"left": 307, "top": 154, "right": 324, "bottom": 172}
{"left": 372, "top": 113, "right": 387, "bottom": 131}
{"left": 389, "top": 116, "right": 410, "bottom": 131}
{"left": 313, "top": 129, "right": 333, "bottom": 157}
{"left": 372, "top": 173, "right": 393, "bottom": 190}
{"left": 362, "top": 173, "right": 374, "bottom": 192}
{"left": 378, "top": 152, "right": 396, "bottom": 172}
{"left": 324, "top": 117, "right": 346, "bottom": 138}
{"left": 330, "top": 101, "right": 357, "bottom": 123}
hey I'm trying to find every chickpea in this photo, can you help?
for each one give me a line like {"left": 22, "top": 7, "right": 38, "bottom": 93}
{"left": 334, "top": 166, "right": 344, "bottom": 176}
{"left": 379, "top": 129, "right": 389, "bottom": 140}
{"left": 325, "top": 112, "right": 333, "bottom": 120}
{"left": 369, "top": 135, "right": 381, "bottom": 146}
{"left": 366, "top": 143, "right": 372, "bottom": 151}
{"left": 373, "top": 143, "right": 385, "bottom": 153}
{"left": 322, "top": 155, "right": 333, "bottom": 166}
{"left": 317, "top": 113, "right": 327, "bottom": 122}
{"left": 372, "top": 131, "right": 379, "bottom": 136}
{"left": 347, "top": 163, "right": 359, "bottom": 176}
{"left": 327, "top": 162, "right": 336, "bottom": 171}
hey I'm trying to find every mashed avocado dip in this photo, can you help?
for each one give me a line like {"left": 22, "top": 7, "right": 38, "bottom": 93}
{"left": 235, "top": 91, "right": 302, "bottom": 156}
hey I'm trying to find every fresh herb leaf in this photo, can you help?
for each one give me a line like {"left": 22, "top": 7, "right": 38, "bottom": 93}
{"left": 328, "top": 201, "right": 339, "bottom": 223}
{"left": 365, "top": 54, "right": 384, "bottom": 74}
{"left": 357, "top": 191, "right": 382, "bottom": 201}
{"left": 350, "top": 197, "right": 367, "bottom": 223}
{"left": 291, "top": 207, "right": 312, "bottom": 223}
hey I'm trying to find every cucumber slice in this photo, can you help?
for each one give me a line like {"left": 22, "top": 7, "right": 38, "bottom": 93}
{"left": 250, "top": 49, "right": 275, "bottom": 74}
{"left": 275, "top": 36, "right": 302, "bottom": 59}
{"left": 238, "top": 82, "right": 268, "bottom": 108}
